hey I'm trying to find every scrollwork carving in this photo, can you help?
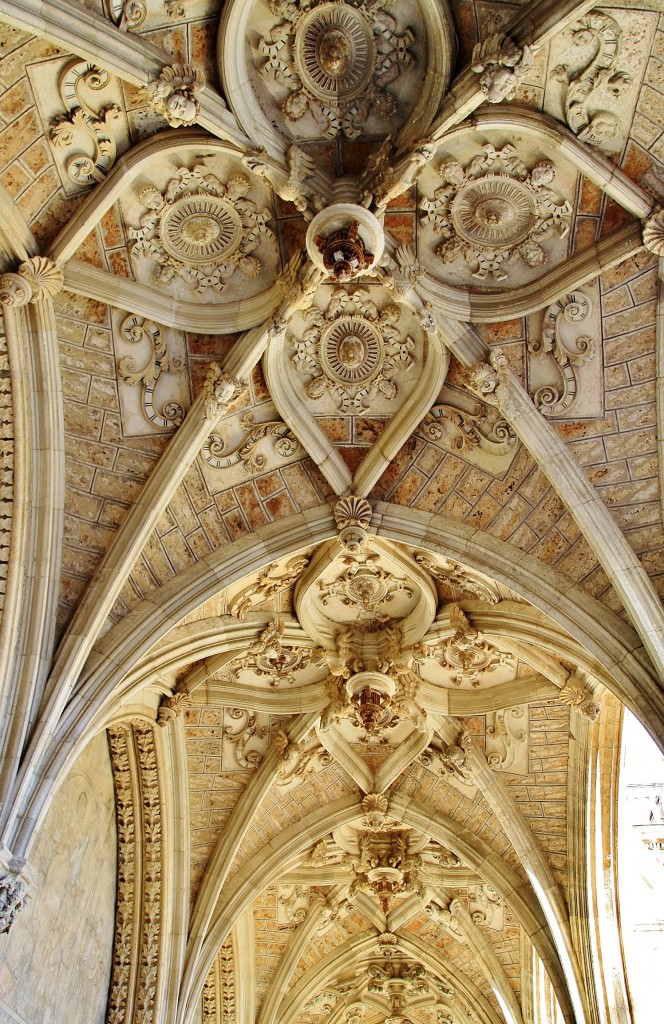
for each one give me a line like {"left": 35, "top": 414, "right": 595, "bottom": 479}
{"left": 50, "top": 60, "right": 121, "bottom": 186}
{"left": 202, "top": 413, "right": 299, "bottom": 473}
{"left": 228, "top": 556, "right": 309, "bottom": 619}
{"left": 528, "top": 292, "right": 595, "bottom": 417}
{"left": 117, "top": 314, "right": 185, "bottom": 429}
{"left": 551, "top": 12, "right": 631, "bottom": 146}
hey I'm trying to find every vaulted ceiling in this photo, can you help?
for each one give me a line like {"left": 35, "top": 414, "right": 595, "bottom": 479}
{"left": 0, "top": 3, "right": 662, "bottom": 1024}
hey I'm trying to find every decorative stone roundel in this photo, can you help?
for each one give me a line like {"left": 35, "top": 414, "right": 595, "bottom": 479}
{"left": 294, "top": 3, "right": 375, "bottom": 103}
{"left": 160, "top": 196, "right": 243, "bottom": 264}
{"left": 451, "top": 177, "right": 536, "bottom": 249}
{"left": 320, "top": 316, "right": 382, "bottom": 386}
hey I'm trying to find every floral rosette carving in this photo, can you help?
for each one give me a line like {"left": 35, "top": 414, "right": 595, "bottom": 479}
{"left": 258, "top": 0, "right": 415, "bottom": 138}
{"left": 129, "top": 164, "right": 274, "bottom": 295}
{"left": 290, "top": 287, "right": 416, "bottom": 412}
{"left": 420, "top": 144, "right": 571, "bottom": 281}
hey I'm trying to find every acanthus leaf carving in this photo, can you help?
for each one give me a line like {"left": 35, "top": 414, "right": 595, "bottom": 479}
{"left": 420, "top": 145, "right": 570, "bottom": 282}
{"left": 146, "top": 63, "right": 205, "bottom": 127}
{"left": 50, "top": 60, "right": 122, "bottom": 186}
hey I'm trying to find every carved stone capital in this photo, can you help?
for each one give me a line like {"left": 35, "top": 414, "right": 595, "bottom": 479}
{"left": 0, "top": 870, "right": 30, "bottom": 934}
{"left": 559, "top": 681, "right": 601, "bottom": 721}
{"left": 0, "top": 258, "right": 64, "bottom": 307}
{"left": 203, "top": 365, "right": 245, "bottom": 420}
{"left": 147, "top": 63, "right": 205, "bottom": 127}
{"left": 0, "top": 273, "right": 32, "bottom": 307}
{"left": 19, "top": 257, "right": 64, "bottom": 300}
{"left": 157, "top": 688, "right": 192, "bottom": 727}
{"left": 642, "top": 208, "right": 664, "bottom": 256}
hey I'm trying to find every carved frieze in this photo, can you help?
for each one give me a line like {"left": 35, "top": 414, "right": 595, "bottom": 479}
{"left": 257, "top": 0, "right": 414, "bottom": 138}
{"left": 106, "top": 724, "right": 163, "bottom": 1024}
{"left": 420, "top": 145, "right": 571, "bottom": 281}
{"left": 291, "top": 287, "right": 415, "bottom": 412}
{"left": 129, "top": 165, "right": 274, "bottom": 295}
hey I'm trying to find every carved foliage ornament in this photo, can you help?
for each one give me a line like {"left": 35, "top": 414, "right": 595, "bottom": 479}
{"left": 0, "top": 872, "right": 29, "bottom": 934}
{"left": 319, "top": 555, "right": 413, "bottom": 628}
{"left": 130, "top": 165, "right": 274, "bottom": 295}
{"left": 421, "top": 145, "right": 571, "bottom": 281}
{"left": 417, "top": 397, "right": 516, "bottom": 461}
{"left": 220, "top": 618, "right": 323, "bottom": 688}
{"left": 259, "top": 0, "right": 414, "bottom": 138}
{"left": 414, "top": 552, "right": 500, "bottom": 604}
{"left": 146, "top": 64, "right": 205, "bottom": 127}
{"left": 291, "top": 287, "right": 415, "bottom": 412}
{"left": 425, "top": 604, "right": 514, "bottom": 687}
{"left": 551, "top": 12, "right": 631, "bottom": 147}
{"left": 50, "top": 60, "right": 121, "bottom": 186}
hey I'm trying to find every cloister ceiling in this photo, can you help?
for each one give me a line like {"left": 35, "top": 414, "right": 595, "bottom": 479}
{"left": 0, "top": 3, "right": 663, "bottom": 1024}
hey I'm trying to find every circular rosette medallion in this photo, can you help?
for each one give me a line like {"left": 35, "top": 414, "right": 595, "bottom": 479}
{"left": 320, "top": 316, "right": 383, "bottom": 386}
{"left": 450, "top": 176, "right": 537, "bottom": 249}
{"left": 294, "top": 3, "right": 375, "bottom": 103}
{"left": 159, "top": 196, "right": 243, "bottom": 264}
